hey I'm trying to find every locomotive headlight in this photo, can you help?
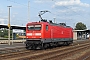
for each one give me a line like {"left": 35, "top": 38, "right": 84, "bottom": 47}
{"left": 35, "top": 33, "right": 41, "bottom": 36}
{"left": 27, "top": 33, "right": 32, "bottom": 36}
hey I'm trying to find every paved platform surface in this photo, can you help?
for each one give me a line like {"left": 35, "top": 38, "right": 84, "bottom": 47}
{"left": 0, "top": 43, "right": 25, "bottom": 49}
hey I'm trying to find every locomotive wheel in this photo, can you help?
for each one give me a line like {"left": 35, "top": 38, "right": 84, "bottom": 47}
{"left": 36, "top": 44, "right": 42, "bottom": 49}
{"left": 26, "top": 45, "right": 32, "bottom": 50}
{"left": 64, "top": 42, "right": 70, "bottom": 46}
{"left": 43, "top": 43, "right": 49, "bottom": 49}
{"left": 64, "top": 42, "right": 67, "bottom": 46}
{"left": 26, "top": 44, "right": 30, "bottom": 50}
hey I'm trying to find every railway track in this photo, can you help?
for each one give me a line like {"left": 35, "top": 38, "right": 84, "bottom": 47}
{"left": 77, "top": 48, "right": 90, "bottom": 60}
{"left": 0, "top": 39, "right": 89, "bottom": 55}
{"left": 46, "top": 43, "right": 90, "bottom": 60}
{"left": 15, "top": 43, "right": 90, "bottom": 60}
{"left": 0, "top": 41, "right": 90, "bottom": 60}
{"left": 0, "top": 47, "right": 26, "bottom": 54}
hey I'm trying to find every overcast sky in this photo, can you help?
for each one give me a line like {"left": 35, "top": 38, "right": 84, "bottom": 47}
{"left": 0, "top": 0, "right": 90, "bottom": 29}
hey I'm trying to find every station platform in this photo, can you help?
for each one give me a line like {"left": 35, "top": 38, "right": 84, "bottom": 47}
{"left": 0, "top": 40, "right": 26, "bottom": 44}
{"left": 0, "top": 43, "right": 25, "bottom": 49}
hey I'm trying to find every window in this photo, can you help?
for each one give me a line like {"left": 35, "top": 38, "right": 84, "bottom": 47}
{"left": 35, "top": 25, "right": 41, "bottom": 30}
{"left": 27, "top": 25, "right": 41, "bottom": 30}
{"left": 46, "top": 25, "right": 48, "bottom": 30}
{"left": 28, "top": 25, "right": 34, "bottom": 30}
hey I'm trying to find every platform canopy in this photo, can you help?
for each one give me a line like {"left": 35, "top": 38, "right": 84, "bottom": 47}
{"left": 0, "top": 24, "right": 26, "bottom": 30}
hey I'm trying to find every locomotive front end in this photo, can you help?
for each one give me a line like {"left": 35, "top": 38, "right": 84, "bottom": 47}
{"left": 25, "top": 23, "right": 43, "bottom": 49}
{"left": 26, "top": 24, "right": 42, "bottom": 39}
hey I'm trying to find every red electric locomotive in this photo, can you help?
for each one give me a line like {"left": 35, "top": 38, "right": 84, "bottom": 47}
{"left": 25, "top": 11, "right": 73, "bottom": 49}
{"left": 25, "top": 21, "right": 73, "bottom": 49}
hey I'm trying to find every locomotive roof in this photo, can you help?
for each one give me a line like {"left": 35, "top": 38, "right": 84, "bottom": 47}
{"left": 49, "top": 23, "right": 71, "bottom": 28}
{"left": 27, "top": 21, "right": 71, "bottom": 28}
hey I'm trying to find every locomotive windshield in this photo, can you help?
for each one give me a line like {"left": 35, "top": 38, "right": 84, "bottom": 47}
{"left": 27, "top": 25, "right": 41, "bottom": 30}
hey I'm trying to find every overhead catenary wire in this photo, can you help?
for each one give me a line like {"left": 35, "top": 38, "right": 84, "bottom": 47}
{"left": 51, "top": 0, "right": 89, "bottom": 18}
{"left": 7, "top": 0, "right": 40, "bottom": 10}
{"left": 6, "top": 0, "right": 89, "bottom": 21}
{"left": 6, "top": 0, "right": 62, "bottom": 17}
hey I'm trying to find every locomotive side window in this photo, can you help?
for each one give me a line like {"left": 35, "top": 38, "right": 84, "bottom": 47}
{"left": 46, "top": 25, "right": 48, "bottom": 30}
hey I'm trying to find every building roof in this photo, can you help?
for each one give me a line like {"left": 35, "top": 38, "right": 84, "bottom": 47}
{"left": 0, "top": 24, "right": 26, "bottom": 30}
{"left": 73, "top": 29, "right": 90, "bottom": 32}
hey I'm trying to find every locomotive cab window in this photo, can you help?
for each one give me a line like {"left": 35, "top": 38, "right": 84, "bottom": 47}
{"left": 27, "top": 25, "right": 41, "bottom": 30}
{"left": 28, "top": 25, "right": 34, "bottom": 30}
{"left": 35, "top": 25, "right": 41, "bottom": 30}
{"left": 46, "top": 25, "right": 48, "bottom": 30}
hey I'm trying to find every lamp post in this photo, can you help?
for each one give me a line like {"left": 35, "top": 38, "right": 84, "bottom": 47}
{"left": 28, "top": 1, "right": 30, "bottom": 22}
{"left": 7, "top": 6, "right": 12, "bottom": 45}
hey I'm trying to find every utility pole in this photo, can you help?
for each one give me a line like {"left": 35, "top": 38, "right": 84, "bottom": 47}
{"left": 54, "top": 18, "right": 56, "bottom": 23}
{"left": 7, "top": 6, "right": 12, "bottom": 45}
{"left": 28, "top": 1, "right": 30, "bottom": 22}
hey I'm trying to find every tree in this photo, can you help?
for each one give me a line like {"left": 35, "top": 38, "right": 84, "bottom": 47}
{"left": 75, "top": 22, "right": 87, "bottom": 30}
{"left": 0, "top": 28, "right": 12, "bottom": 38}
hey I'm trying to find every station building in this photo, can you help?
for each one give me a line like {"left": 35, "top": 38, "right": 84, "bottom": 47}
{"left": 73, "top": 29, "right": 90, "bottom": 40}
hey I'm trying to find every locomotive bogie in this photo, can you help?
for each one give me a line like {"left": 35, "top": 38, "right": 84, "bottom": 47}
{"left": 25, "top": 40, "right": 42, "bottom": 49}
